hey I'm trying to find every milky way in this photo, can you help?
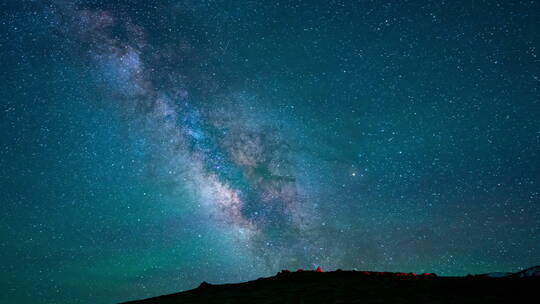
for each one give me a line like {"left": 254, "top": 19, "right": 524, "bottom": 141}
{"left": 59, "top": 1, "right": 321, "bottom": 271}
{"left": 2, "top": 1, "right": 539, "bottom": 303}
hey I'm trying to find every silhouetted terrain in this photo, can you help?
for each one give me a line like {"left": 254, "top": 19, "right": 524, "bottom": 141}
{"left": 121, "top": 266, "right": 540, "bottom": 304}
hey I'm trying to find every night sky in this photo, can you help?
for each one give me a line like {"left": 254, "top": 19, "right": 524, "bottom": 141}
{"left": 1, "top": 0, "right": 539, "bottom": 303}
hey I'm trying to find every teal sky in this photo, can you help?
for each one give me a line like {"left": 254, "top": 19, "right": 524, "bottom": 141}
{"left": 1, "top": 1, "right": 539, "bottom": 303}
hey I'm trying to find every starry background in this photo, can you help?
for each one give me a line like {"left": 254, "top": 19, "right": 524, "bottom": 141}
{"left": 1, "top": 0, "right": 539, "bottom": 303}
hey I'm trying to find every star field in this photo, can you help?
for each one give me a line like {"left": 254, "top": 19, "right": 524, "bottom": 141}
{"left": 1, "top": 1, "right": 539, "bottom": 303}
